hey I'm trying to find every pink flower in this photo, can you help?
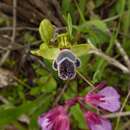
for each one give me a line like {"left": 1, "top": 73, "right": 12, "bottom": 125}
{"left": 85, "top": 87, "right": 120, "bottom": 112}
{"left": 84, "top": 111, "right": 112, "bottom": 130}
{"left": 38, "top": 106, "right": 70, "bottom": 130}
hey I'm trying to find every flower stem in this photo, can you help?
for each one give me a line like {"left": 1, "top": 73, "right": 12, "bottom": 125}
{"left": 76, "top": 71, "right": 95, "bottom": 88}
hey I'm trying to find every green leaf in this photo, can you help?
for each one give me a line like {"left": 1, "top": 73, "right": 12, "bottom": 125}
{"left": 90, "top": 19, "right": 107, "bottom": 31}
{"left": 77, "top": 19, "right": 109, "bottom": 45}
{"left": 31, "top": 44, "right": 60, "bottom": 60}
{"left": 71, "top": 44, "right": 92, "bottom": 57}
{"left": 70, "top": 104, "right": 87, "bottom": 129}
{"left": 39, "top": 19, "right": 54, "bottom": 43}
{"left": 78, "top": 19, "right": 108, "bottom": 32}
{"left": 63, "top": 81, "right": 78, "bottom": 100}
{"left": 116, "top": 0, "right": 125, "bottom": 16}
{"left": 30, "top": 75, "right": 57, "bottom": 95}
{"left": 95, "top": 0, "right": 105, "bottom": 8}
{"left": 29, "top": 95, "right": 53, "bottom": 130}
{"left": 87, "top": 29, "right": 109, "bottom": 45}
{"left": 41, "top": 75, "right": 57, "bottom": 93}
{"left": 61, "top": 0, "right": 71, "bottom": 14}
{"left": 0, "top": 102, "right": 34, "bottom": 126}
{"left": 67, "top": 14, "right": 73, "bottom": 40}
{"left": 23, "top": 32, "right": 36, "bottom": 44}
{"left": 75, "top": 0, "right": 86, "bottom": 23}
{"left": 79, "top": 0, "right": 86, "bottom": 16}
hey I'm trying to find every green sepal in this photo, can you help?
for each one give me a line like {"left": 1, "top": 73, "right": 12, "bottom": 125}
{"left": 71, "top": 44, "right": 93, "bottom": 57}
{"left": 39, "top": 19, "right": 54, "bottom": 43}
{"left": 31, "top": 43, "right": 60, "bottom": 60}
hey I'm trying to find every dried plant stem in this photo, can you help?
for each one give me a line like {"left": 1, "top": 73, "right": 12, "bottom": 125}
{"left": 0, "top": 96, "right": 10, "bottom": 104}
{"left": 103, "top": 15, "right": 120, "bottom": 22}
{"left": 114, "top": 89, "right": 130, "bottom": 130}
{"left": 103, "top": 111, "right": 130, "bottom": 118}
{"left": 115, "top": 40, "right": 130, "bottom": 70}
{"left": 0, "top": 26, "right": 38, "bottom": 31}
{"left": 121, "top": 121, "right": 130, "bottom": 130}
{"left": 11, "top": 0, "right": 17, "bottom": 43}
{"left": 89, "top": 48, "right": 130, "bottom": 74}
{"left": 0, "top": 0, "right": 17, "bottom": 66}
{"left": 53, "top": 81, "right": 69, "bottom": 107}
{"left": 106, "top": 29, "right": 130, "bottom": 72}
{"left": 0, "top": 51, "right": 10, "bottom": 66}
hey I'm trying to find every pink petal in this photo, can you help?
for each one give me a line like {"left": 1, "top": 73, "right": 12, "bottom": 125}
{"left": 98, "top": 87, "right": 120, "bottom": 112}
{"left": 85, "top": 93, "right": 102, "bottom": 106}
{"left": 90, "top": 117, "right": 112, "bottom": 130}
{"left": 54, "top": 115, "right": 70, "bottom": 130}
{"left": 38, "top": 115, "right": 53, "bottom": 130}
{"left": 84, "top": 111, "right": 112, "bottom": 130}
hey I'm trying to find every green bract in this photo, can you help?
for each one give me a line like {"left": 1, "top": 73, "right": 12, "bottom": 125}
{"left": 39, "top": 19, "right": 54, "bottom": 43}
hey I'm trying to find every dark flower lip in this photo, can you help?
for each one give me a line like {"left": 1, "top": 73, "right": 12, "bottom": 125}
{"left": 58, "top": 71, "right": 76, "bottom": 80}
{"left": 56, "top": 49, "right": 76, "bottom": 64}
{"left": 52, "top": 49, "right": 81, "bottom": 80}
{"left": 58, "top": 58, "right": 76, "bottom": 80}
{"left": 57, "top": 57, "right": 75, "bottom": 66}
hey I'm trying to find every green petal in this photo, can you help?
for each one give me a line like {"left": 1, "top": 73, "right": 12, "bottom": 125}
{"left": 39, "top": 19, "right": 54, "bottom": 43}
{"left": 71, "top": 44, "right": 92, "bottom": 57}
{"left": 31, "top": 44, "right": 60, "bottom": 60}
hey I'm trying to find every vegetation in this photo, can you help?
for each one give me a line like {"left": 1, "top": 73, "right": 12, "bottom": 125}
{"left": 0, "top": 0, "right": 130, "bottom": 130}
